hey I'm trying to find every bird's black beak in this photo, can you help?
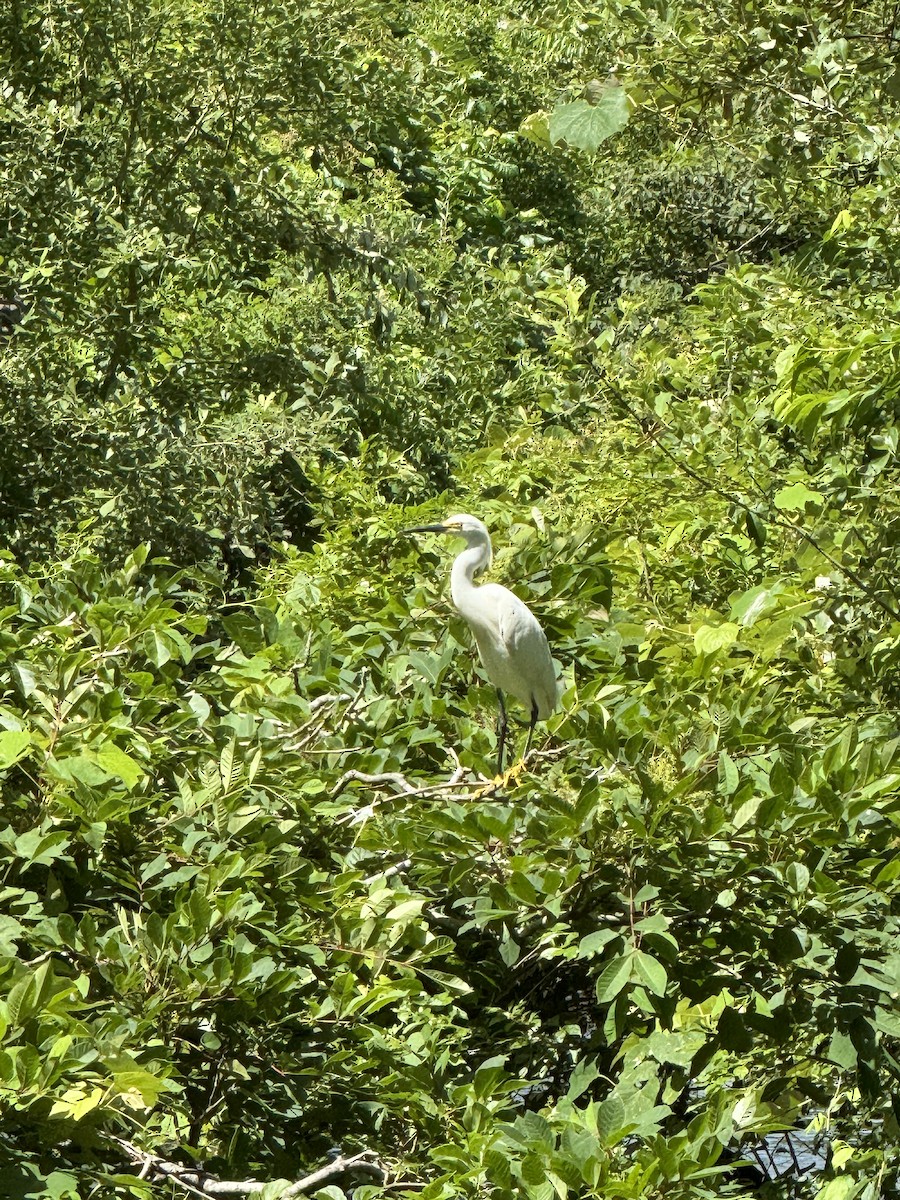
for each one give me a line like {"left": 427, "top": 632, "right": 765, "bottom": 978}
{"left": 400, "top": 524, "right": 448, "bottom": 536}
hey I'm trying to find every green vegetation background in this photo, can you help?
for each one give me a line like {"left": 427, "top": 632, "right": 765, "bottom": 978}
{"left": 2, "top": 0, "right": 900, "bottom": 1196}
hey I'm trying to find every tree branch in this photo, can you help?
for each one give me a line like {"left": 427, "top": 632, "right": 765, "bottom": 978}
{"left": 108, "top": 1136, "right": 387, "bottom": 1197}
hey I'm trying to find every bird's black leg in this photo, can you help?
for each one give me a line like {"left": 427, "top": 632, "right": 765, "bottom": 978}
{"left": 523, "top": 698, "right": 539, "bottom": 760}
{"left": 496, "top": 689, "right": 508, "bottom": 775}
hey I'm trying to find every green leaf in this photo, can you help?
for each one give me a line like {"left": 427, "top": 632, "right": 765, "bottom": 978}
{"left": 595, "top": 953, "right": 632, "bottom": 1003}
{"left": 731, "top": 795, "right": 762, "bottom": 832}
{"left": 254, "top": 1182, "right": 292, "bottom": 1200}
{"left": 565, "top": 1058, "right": 599, "bottom": 1102}
{"left": 220, "top": 736, "right": 238, "bottom": 792}
{"left": 520, "top": 1155, "right": 547, "bottom": 1186}
{"left": 813, "top": 1180, "right": 864, "bottom": 1200}
{"left": 43, "top": 1171, "right": 81, "bottom": 1200}
{"left": 718, "top": 1007, "right": 753, "bottom": 1052}
{"left": 827, "top": 1029, "right": 857, "bottom": 1068}
{"left": 12, "top": 827, "right": 72, "bottom": 868}
{"left": 773, "top": 482, "right": 823, "bottom": 511}
{"left": 92, "top": 745, "right": 144, "bottom": 789}
{"left": 578, "top": 929, "right": 617, "bottom": 957}
{"left": 6, "top": 974, "right": 36, "bottom": 1028}
{"left": 596, "top": 1095, "right": 627, "bottom": 1146}
{"left": 107, "top": 1053, "right": 171, "bottom": 1108}
{"left": 874, "top": 1007, "right": 900, "bottom": 1037}
{"left": 549, "top": 88, "right": 630, "bottom": 152}
{"left": 694, "top": 623, "right": 739, "bottom": 655}
{"left": 387, "top": 898, "right": 426, "bottom": 922}
{"left": 730, "top": 585, "right": 778, "bottom": 627}
{"left": 0, "top": 916, "right": 24, "bottom": 956}
{"left": 717, "top": 751, "right": 740, "bottom": 795}
{"left": 519, "top": 111, "right": 551, "bottom": 147}
{"left": 786, "top": 861, "right": 810, "bottom": 893}
{"left": 0, "top": 730, "right": 31, "bottom": 769}
{"left": 631, "top": 951, "right": 667, "bottom": 997}
{"left": 143, "top": 628, "right": 172, "bottom": 666}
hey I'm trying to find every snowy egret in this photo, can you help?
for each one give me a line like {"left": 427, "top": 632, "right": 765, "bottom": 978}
{"left": 402, "top": 514, "right": 558, "bottom": 772}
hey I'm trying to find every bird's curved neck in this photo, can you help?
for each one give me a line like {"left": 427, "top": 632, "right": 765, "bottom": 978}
{"left": 450, "top": 543, "right": 489, "bottom": 612}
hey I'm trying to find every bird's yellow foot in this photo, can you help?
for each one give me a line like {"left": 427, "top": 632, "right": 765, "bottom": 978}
{"left": 500, "top": 760, "right": 527, "bottom": 788}
{"left": 473, "top": 760, "right": 527, "bottom": 797}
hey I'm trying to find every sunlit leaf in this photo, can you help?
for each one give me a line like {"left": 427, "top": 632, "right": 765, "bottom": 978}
{"left": 549, "top": 88, "right": 630, "bottom": 152}
{"left": 694, "top": 623, "right": 739, "bottom": 655}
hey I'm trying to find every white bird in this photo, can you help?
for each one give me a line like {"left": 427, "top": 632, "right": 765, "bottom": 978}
{"left": 402, "top": 514, "right": 558, "bottom": 772}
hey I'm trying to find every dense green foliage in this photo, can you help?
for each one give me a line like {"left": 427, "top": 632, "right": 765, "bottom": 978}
{"left": 3, "top": 0, "right": 900, "bottom": 1196}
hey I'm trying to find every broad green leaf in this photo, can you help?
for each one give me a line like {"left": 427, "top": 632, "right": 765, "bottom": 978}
{"left": 549, "top": 88, "right": 630, "bottom": 152}
{"left": 6, "top": 973, "right": 36, "bottom": 1028}
{"left": 0, "top": 916, "right": 24, "bottom": 956}
{"left": 47, "top": 753, "right": 109, "bottom": 785}
{"left": 827, "top": 1029, "right": 857, "bottom": 1068}
{"left": 874, "top": 1008, "right": 900, "bottom": 1037}
{"left": 12, "top": 827, "right": 72, "bottom": 868}
{"left": 694, "top": 623, "right": 739, "bottom": 655}
{"left": 596, "top": 1095, "right": 627, "bottom": 1146}
{"left": 387, "top": 898, "right": 426, "bottom": 922}
{"left": 730, "top": 585, "right": 778, "bottom": 627}
{"left": 43, "top": 1171, "right": 81, "bottom": 1200}
{"left": 731, "top": 795, "right": 762, "bottom": 832}
{"left": 813, "top": 1179, "right": 864, "bottom": 1200}
{"left": 578, "top": 929, "right": 617, "bottom": 957}
{"left": 786, "top": 861, "right": 810, "bottom": 893}
{"left": 93, "top": 745, "right": 144, "bottom": 788}
{"left": 143, "top": 628, "right": 172, "bottom": 666}
{"left": 220, "top": 736, "right": 238, "bottom": 792}
{"left": 49, "top": 1085, "right": 106, "bottom": 1122}
{"left": 774, "top": 342, "right": 801, "bottom": 383}
{"left": 631, "top": 951, "right": 667, "bottom": 997}
{"left": 773, "top": 482, "right": 823, "bottom": 510}
{"left": 718, "top": 1007, "right": 753, "bottom": 1052}
{"left": 0, "top": 730, "right": 31, "bottom": 769}
{"left": 520, "top": 1155, "right": 547, "bottom": 1186}
{"left": 519, "top": 111, "right": 551, "bottom": 147}
{"left": 595, "top": 953, "right": 632, "bottom": 1004}
{"left": 565, "top": 1057, "right": 600, "bottom": 1102}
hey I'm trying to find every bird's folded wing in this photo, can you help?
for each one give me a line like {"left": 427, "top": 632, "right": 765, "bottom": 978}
{"left": 496, "top": 591, "right": 541, "bottom": 655}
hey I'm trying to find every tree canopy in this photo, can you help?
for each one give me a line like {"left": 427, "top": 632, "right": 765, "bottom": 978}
{"left": 2, "top": 0, "right": 900, "bottom": 1197}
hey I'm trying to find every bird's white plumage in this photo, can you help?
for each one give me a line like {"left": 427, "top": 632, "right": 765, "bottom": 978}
{"left": 401, "top": 513, "right": 558, "bottom": 769}
{"left": 439, "top": 514, "right": 558, "bottom": 720}
{"left": 457, "top": 582, "right": 557, "bottom": 719}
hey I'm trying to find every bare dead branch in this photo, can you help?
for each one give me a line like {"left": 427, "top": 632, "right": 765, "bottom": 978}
{"left": 108, "top": 1136, "right": 388, "bottom": 1197}
{"left": 331, "top": 769, "right": 417, "bottom": 799}
{"left": 281, "top": 1151, "right": 386, "bottom": 1197}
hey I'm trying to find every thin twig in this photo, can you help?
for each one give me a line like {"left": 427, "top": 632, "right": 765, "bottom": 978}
{"left": 288, "top": 670, "right": 370, "bottom": 752}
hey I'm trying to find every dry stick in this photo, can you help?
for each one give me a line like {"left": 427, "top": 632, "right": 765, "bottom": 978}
{"left": 287, "top": 670, "right": 371, "bottom": 753}
{"left": 280, "top": 1152, "right": 385, "bottom": 1198}
{"left": 590, "top": 366, "right": 900, "bottom": 624}
{"left": 331, "top": 769, "right": 417, "bottom": 799}
{"left": 331, "top": 766, "right": 473, "bottom": 804}
{"left": 109, "top": 1137, "right": 387, "bottom": 1197}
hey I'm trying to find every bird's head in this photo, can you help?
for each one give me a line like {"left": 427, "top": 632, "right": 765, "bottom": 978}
{"left": 401, "top": 513, "right": 492, "bottom": 556}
